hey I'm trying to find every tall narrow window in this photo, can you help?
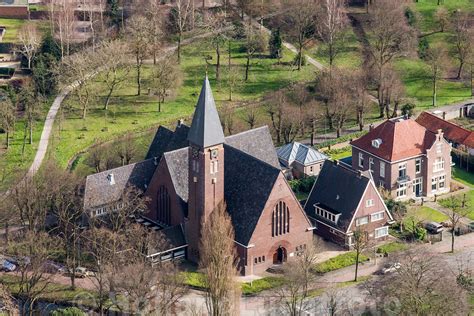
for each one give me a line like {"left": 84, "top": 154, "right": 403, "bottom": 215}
{"left": 272, "top": 201, "right": 290, "bottom": 236}
{"left": 415, "top": 158, "right": 421, "bottom": 174}
{"left": 358, "top": 153, "right": 364, "bottom": 168}
{"left": 157, "top": 186, "right": 171, "bottom": 225}
{"left": 369, "top": 157, "right": 374, "bottom": 172}
{"left": 380, "top": 161, "right": 385, "bottom": 178}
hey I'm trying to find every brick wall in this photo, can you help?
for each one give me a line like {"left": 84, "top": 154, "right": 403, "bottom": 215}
{"left": 244, "top": 173, "right": 314, "bottom": 275}
{"left": 0, "top": 6, "right": 28, "bottom": 19}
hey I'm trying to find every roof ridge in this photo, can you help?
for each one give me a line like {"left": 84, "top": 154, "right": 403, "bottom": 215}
{"left": 86, "top": 158, "right": 155, "bottom": 179}
{"left": 420, "top": 111, "right": 470, "bottom": 131}
{"left": 225, "top": 144, "right": 281, "bottom": 173}
{"left": 163, "top": 146, "right": 189, "bottom": 156}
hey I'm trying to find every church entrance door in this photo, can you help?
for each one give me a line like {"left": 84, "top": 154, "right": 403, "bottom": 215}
{"left": 273, "top": 246, "right": 287, "bottom": 264}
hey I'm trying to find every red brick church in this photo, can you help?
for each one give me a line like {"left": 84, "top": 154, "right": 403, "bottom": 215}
{"left": 84, "top": 77, "right": 314, "bottom": 275}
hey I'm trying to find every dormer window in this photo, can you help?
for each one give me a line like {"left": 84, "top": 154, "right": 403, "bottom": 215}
{"left": 314, "top": 205, "right": 340, "bottom": 224}
{"left": 107, "top": 174, "right": 115, "bottom": 185}
{"left": 372, "top": 138, "right": 382, "bottom": 148}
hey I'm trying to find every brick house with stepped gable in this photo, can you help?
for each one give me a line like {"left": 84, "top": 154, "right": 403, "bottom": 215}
{"left": 83, "top": 77, "right": 314, "bottom": 275}
{"left": 304, "top": 160, "right": 394, "bottom": 248}
{"left": 350, "top": 116, "right": 452, "bottom": 200}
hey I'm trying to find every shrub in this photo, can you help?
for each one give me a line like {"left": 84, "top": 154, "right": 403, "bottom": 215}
{"left": 376, "top": 242, "right": 409, "bottom": 255}
{"left": 289, "top": 176, "right": 316, "bottom": 193}
{"left": 418, "top": 37, "right": 429, "bottom": 59}
{"left": 401, "top": 103, "right": 416, "bottom": 118}
{"left": 404, "top": 6, "right": 417, "bottom": 26}
{"left": 51, "top": 307, "right": 86, "bottom": 316}
{"left": 242, "top": 277, "right": 286, "bottom": 295}
{"left": 269, "top": 28, "right": 282, "bottom": 59}
{"left": 315, "top": 252, "right": 369, "bottom": 273}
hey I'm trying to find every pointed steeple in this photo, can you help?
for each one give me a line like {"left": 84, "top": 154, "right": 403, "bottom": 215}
{"left": 188, "top": 76, "right": 225, "bottom": 148}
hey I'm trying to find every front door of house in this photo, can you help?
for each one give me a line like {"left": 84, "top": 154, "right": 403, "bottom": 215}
{"left": 413, "top": 178, "right": 423, "bottom": 197}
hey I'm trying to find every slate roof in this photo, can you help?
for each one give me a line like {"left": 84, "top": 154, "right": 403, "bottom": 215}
{"left": 145, "top": 124, "right": 190, "bottom": 160}
{"left": 163, "top": 148, "right": 189, "bottom": 215}
{"left": 187, "top": 76, "right": 225, "bottom": 148}
{"left": 224, "top": 145, "right": 281, "bottom": 245}
{"left": 149, "top": 224, "right": 187, "bottom": 255}
{"left": 304, "top": 160, "right": 370, "bottom": 232}
{"left": 416, "top": 111, "right": 474, "bottom": 148}
{"left": 277, "top": 142, "right": 328, "bottom": 167}
{"left": 84, "top": 158, "right": 157, "bottom": 209}
{"left": 350, "top": 117, "right": 437, "bottom": 162}
{"left": 225, "top": 126, "right": 281, "bottom": 168}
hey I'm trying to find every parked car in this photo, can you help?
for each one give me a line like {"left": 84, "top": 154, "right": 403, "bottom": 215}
{"left": 441, "top": 220, "right": 453, "bottom": 228}
{"left": 424, "top": 221, "right": 444, "bottom": 234}
{"left": 1, "top": 260, "right": 16, "bottom": 272}
{"left": 66, "top": 267, "right": 95, "bottom": 278}
{"left": 381, "top": 262, "right": 401, "bottom": 274}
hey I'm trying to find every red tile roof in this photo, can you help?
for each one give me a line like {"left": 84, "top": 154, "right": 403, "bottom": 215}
{"left": 415, "top": 111, "right": 474, "bottom": 148}
{"left": 350, "top": 117, "right": 437, "bottom": 162}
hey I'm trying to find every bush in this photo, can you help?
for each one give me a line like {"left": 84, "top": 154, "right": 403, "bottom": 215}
{"left": 404, "top": 7, "right": 417, "bottom": 26}
{"left": 401, "top": 103, "right": 416, "bottom": 118}
{"left": 242, "top": 277, "right": 286, "bottom": 295}
{"left": 376, "top": 242, "right": 409, "bottom": 255}
{"left": 418, "top": 37, "right": 429, "bottom": 59}
{"left": 51, "top": 307, "right": 86, "bottom": 316}
{"left": 182, "top": 271, "right": 207, "bottom": 289}
{"left": 315, "top": 252, "right": 369, "bottom": 273}
{"left": 293, "top": 53, "right": 306, "bottom": 67}
{"left": 269, "top": 28, "right": 282, "bottom": 59}
{"left": 289, "top": 176, "right": 316, "bottom": 193}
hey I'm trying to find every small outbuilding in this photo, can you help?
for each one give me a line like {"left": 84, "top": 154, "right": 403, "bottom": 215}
{"left": 276, "top": 142, "right": 328, "bottom": 179}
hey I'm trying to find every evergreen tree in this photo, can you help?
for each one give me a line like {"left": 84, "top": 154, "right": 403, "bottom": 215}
{"left": 269, "top": 28, "right": 282, "bottom": 60}
{"left": 107, "top": 0, "right": 121, "bottom": 28}
{"left": 40, "top": 33, "right": 61, "bottom": 61}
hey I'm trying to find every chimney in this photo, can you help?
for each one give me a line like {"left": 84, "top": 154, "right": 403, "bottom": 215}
{"left": 437, "top": 128, "right": 444, "bottom": 141}
{"left": 153, "top": 157, "right": 158, "bottom": 166}
{"left": 107, "top": 174, "right": 115, "bottom": 185}
{"left": 177, "top": 119, "right": 184, "bottom": 128}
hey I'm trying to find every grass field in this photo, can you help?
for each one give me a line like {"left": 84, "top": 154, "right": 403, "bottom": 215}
{"left": 50, "top": 38, "right": 316, "bottom": 169}
{"left": 453, "top": 166, "right": 474, "bottom": 188}
{"left": 0, "top": 18, "right": 48, "bottom": 44}
{"left": 0, "top": 102, "right": 49, "bottom": 192}
{"left": 315, "top": 251, "right": 369, "bottom": 274}
{"left": 404, "top": 206, "right": 448, "bottom": 229}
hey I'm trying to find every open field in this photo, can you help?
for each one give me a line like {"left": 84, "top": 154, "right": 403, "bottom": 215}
{"left": 0, "top": 18, "right": 48, "bottom": 44}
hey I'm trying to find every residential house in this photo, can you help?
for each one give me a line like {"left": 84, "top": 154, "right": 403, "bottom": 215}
{"left": 416, "top": 111, "right": 474, "bottom": 156}
{"left": 350, "top": 116, "right": 452, "bottom": 200}
{"left": 84, "top": 77, "right": 314, "bottom": 276}
{"left": 304, "top": 160, "right": 394, "bottom": 248}
{"left": 277, "top": 142, "right": 328, "bottom": 179}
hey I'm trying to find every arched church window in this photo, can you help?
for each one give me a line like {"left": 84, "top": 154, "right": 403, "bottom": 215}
{"left": 157, "top": 186, "right": 171, "bottom": 225}
{"left": 272, "top": 201, "right": 290, "bottom": 237}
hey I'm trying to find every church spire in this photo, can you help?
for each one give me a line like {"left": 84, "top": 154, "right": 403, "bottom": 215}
{"left": 187, "top": 76, "right": 225, "bottom": 148}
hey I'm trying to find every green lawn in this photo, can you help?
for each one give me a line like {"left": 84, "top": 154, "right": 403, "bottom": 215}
{"left": 0, "top": 18, "right": 48, "bottom": 44}
{"left": 0, "top": 103, "right": 49, "bottom": 192}
{"left": 310, "top": 27, "right": 362, "bottom": 69}
{"left": 315, "top": 251, "right": 369, "bottom": 273}
{"left": 324, "top": 146, "right": 352, "bottom": 160}
{"left": 438, "top": 190, "right": 474, "bottom": 220}
{"left": 403, "top": 206, "right": 449, "bottom": 229}
{"left": 376, "top": 242, "right": 409, "bottom": 254}
{"left": 51, "top": 38, "right": 315, "bottom": 169}
{"left": 452, "top": 166, "right": 474, "bottom": 188}
{"left": 241, "top": 277, "right": 287, "bottom": 295}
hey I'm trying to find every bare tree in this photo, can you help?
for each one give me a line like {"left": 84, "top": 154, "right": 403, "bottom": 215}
{"left": 352, "top": 226, "right": 370, "bottom": 282}
{"left": 219, "top": 104, "right": 236, "bottom": 135}
{"left": 145, "top": 0, "right": 164, "bottom": 65}
{"left": 434, "top": 6, "right": 449, "bottom": 33}
{"left": 54, "top": 0, "right": 76, "bottom": 58}
{"left": 169, "top": 0, "right": 193, "bottom": 63}
{"left": 276, "top": 245, "right": 318, "bottom": 316}
{"left": 207, "top": 11, "right": 228, "bottom": 82}
{"left": 244, "top": 25, "right": 267, "bottom": 81}
{"left": 150, "top": 56, "right": 181, "bottom": 113}
{"left": 127, "top": 15, "right": 150, "bottom": 96}
{"left": 426, "top": 44, "right": 448, "bottom": 107}
{"left": 241, "top": 103, "right": 260, "bottom": 129}
{"left": 442, "top": 196, "right": 470, "bottom": 253}
{"left": 115, "top": 133, "right": 138, "bottom": 166}
{"left": 8, "top": 232, "right": 59, "bottom": 316}
{"left": 366, "top": 0, "right": 413, "bottom": 117}
{"left": 18, "top": 81, "right": 42, "bottom": 153}
{"left": 366, "top": 250, "right": 468, "bottom": 315}
{"left": 61, "top": 49, "right": 98, "bottom": 119}
{"left": 379, "top": 66, "right": 405, "bottom": 118}
{"left": 98, "top": 40, "right": 132, "bottom": 110}
{"left": 265, "top": 89, "right": 301, "bottom": 144}
{"left": 285, "top": 0, "right": 316, "bottom": 70}
{"left": 450, "top": 11, "right": 473, "bottom": 79}
{"left": 223, "top": 65, "right": 242, "bottom": 101}
{"left": 200, "top": 202, "right": 240, "bottom": 316}
{"left": 0, "top": 96, "right": 15, "bottom": 150}
{"left": 0, "top": 284, "right": 15, "bottom": 315}
{"left": 315, "top": 0, "right": 348, "bottom": 67}
{"left": 17, "top": 23, "right": 41, "bottom": 69}
{"left": 352, "top": 70, "right": 370, "bottom": 131}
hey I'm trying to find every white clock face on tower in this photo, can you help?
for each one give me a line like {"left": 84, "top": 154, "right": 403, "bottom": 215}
{"left": 192, "top": 147, "right": 199, "bottom": 159}
{"left": 210, "top": 149, "right": 218, "bottom": 159}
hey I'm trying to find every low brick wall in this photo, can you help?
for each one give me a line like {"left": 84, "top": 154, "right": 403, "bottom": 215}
{"left": 0, "top": 6, "right": 29, "bottom": 18}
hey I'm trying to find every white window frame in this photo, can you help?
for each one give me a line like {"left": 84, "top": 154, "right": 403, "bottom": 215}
{"left": 375, "top": 226, "right": 389, "bottom": 238}
{"left": 439, "top": 175, "right": 446, "bottom": 189}
{"left": 433, "top": 157, "right": 444, "bottom": 172}
{"left": 380, "top": 161, "right": 385, "bottom": 178}
{"left": 358, "top": 153, "right": 364, "bottom": 168}
{"left": 356, "top": 216, "right": 369, "bottom": 226}
{"left": 436, "top": 143, "right": 442, "bottom": 154}
{"left": 431, "top": 177, "right": 438, "bottom": 191}
{"left": 371, "top": 211, "right": 384, "bottom": 222}
{"left": 398, "top": 162, "right": 407, "bottom": 178}
{"left": 369, "top": 157, "right": 374, "bottom": 172}
{"left": 366, "top": 199, "right": 374, "bottom": 207}
{"left": 415, "top": 158, "right": 421, "bottom": 174}
{"left": 397, "top": 183, "right": 407, "bottom": 197}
